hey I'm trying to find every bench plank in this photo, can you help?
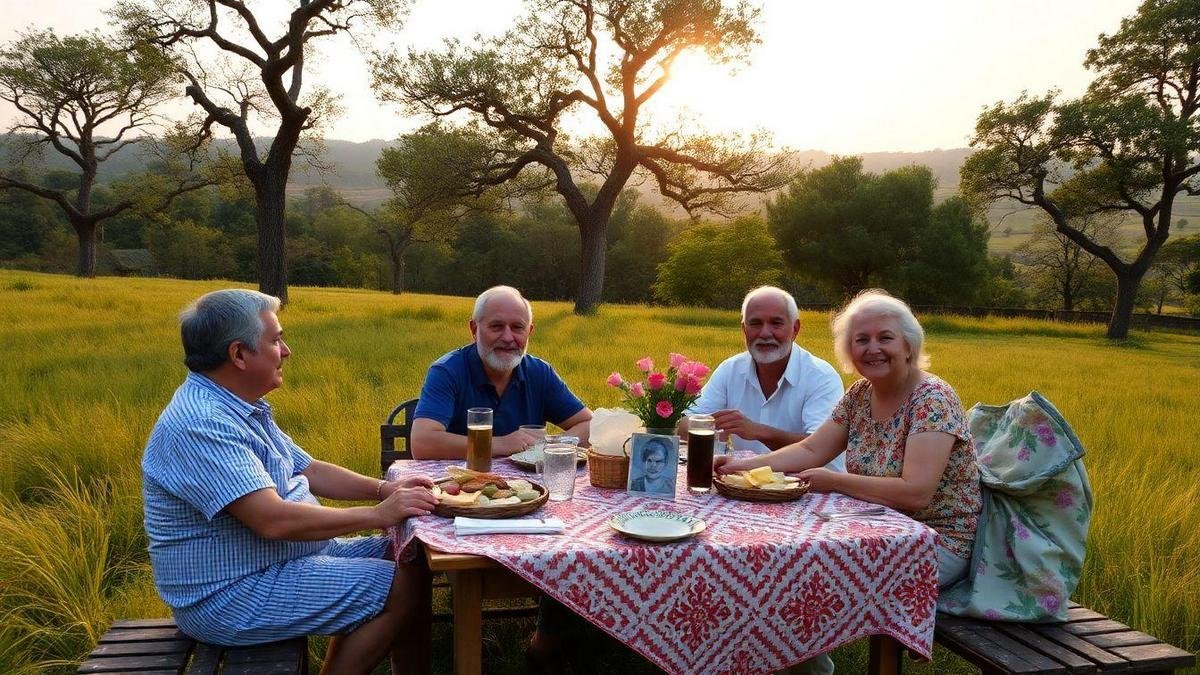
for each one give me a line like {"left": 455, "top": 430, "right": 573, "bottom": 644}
{"left": 1031, "top": 626, "right": 1130, "bottom": 668}
{"left": 222, "top": 641, "right": 306, "bottom": 665}
{"left": 89, "top": 639, "right": 192, "bottom": 658}
{"left": 109, "top": 618, "right": 179, "bottom": 629}
{"left": 1107, "top": 643, "right": 1195, "bottom": 673}
{"left": 993, "top": 623, "right": 1098, "bottom": 672}
{"left": 183, "top": 642, "right": 221, "bottom": 675}
{"left": 1083, "top": 631, "right": 1161, "bottom": 650}
{"left": 78, "top": 652, "right": 189, "bottom": 673}
{"left": 937, "top": 616, "right": 1068, "bottom": 674}
{"left": 99, "top": 627, "right": 189, "bottom": 643}
{"left": 1066, "top": 607, "right": 1107, "bottom": 622}
{"left": 1063, "top": 620, "right": 1131, "bottom": 637}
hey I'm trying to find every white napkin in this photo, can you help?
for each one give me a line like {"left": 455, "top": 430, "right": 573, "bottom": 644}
{"left": 453, "top": 516, "right": 565, "bottom": 536}
{"left": 590, "top": 407, "right": 642, "bottom": 456}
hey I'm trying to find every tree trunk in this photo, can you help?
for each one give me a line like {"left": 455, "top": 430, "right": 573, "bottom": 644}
{"left": 74, "top": 222, "right": 98, "bottom": 278}
{"left": 1062, "top": 284, "right": 1073, "bottom": 312}
{"left": 1107, "top": 272, "right": 1140, "bottom": 340}
{"left": 575, "top": 216, "right": 609, "bottom": 314}
{"left": 392, "top": 249, "right": 405, "bottom": 295}
{"left": 254, "top": 172, "right": 289, "bottom": 303}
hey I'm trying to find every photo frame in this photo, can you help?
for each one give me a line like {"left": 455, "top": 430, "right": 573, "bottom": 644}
{"left": 626, "top": 432, "right": 680, "bottom": 498}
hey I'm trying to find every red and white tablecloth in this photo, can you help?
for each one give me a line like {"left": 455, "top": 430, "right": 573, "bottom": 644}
{"left": 387, "top": 459, "right": 939, "bottom": 675}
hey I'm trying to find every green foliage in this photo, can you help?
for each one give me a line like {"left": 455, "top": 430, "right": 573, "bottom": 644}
{"left": 654, "top": 216, "right": 783, "bottom": 308}
{"left": 769, "top": 156, "right": 985, "bottom": 303}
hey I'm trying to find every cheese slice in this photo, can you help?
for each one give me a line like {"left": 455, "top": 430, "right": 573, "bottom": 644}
{"left": 744, "top": 466, "right": 776, "bottom": 486}
{"left": 439, "top": 490, "right": 480, "bottom": 506}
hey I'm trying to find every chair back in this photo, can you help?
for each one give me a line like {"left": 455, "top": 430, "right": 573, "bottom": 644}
{"left": 380, "top": 398, "right": 418, "bottom": 475}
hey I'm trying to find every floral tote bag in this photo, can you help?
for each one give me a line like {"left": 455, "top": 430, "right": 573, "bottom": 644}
{"left": 938, "top": 391, "right": 1092, "bottom": 622}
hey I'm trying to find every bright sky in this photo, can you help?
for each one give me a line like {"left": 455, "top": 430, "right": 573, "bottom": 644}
{"left": 0, "top": 0, "right": 1141, "bottom": 153}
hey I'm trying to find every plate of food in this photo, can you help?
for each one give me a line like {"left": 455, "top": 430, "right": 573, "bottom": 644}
{"left": 714, "top": 466, "right": 809, "bottom": 502}
{"left": 609, "top": 510, "right": 706, "bottom": 542}
{"left": 508, "top": 446, "right": 588, "bottom": 471}
{"left": 431, "top": 467, "right": 548, "bottom": 518}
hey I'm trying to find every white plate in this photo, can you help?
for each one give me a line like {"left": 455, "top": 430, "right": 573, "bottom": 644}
{"left": 609, "top": 510, "right": 706, "bottom": 542}
{"left": 509, "top": 447, "right": 588, "bottom": 471}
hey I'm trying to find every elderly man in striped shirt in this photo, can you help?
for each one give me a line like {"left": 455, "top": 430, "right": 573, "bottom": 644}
{"left": 142, "top": 289, "right": 437, "bottom": 675}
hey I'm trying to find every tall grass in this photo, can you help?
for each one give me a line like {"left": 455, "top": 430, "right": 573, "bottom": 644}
{"left": 0, "top": 269, "right": 1197, "bottom": 673}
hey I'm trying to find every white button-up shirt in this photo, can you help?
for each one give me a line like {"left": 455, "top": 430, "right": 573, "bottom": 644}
{"left": 688, "top": 343, "right": 846, "bottom": 470}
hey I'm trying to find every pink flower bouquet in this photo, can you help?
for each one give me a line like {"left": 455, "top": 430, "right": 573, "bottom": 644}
{"left": 606, "top": 352, "right": 711, "bottom": 429}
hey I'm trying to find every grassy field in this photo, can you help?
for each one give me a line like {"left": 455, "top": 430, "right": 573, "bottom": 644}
{"left": 0, "top": 269, "right": 1197, "bottom": 674}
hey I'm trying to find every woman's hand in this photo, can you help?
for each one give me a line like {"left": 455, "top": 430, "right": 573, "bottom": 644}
{"left": 798, "top": 467, "right": 842, "bottom": 493}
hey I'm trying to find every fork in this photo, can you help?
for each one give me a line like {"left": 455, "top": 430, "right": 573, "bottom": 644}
{"left": 815, "top": 506, "right": 887, "bottom": 521}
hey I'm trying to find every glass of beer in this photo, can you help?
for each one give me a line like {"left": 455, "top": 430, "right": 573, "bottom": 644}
{"left": 466, "top": 407, "right": 493, "bottom": 472}
{"left": 686, "top": 414, "right": 716, "bottom": 493}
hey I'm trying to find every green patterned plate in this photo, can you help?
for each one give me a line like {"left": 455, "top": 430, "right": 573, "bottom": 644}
{"left": 609, "top": 510, "right": 706, "bottom": 542}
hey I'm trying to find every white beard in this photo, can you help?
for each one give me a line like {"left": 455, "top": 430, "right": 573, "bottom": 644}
{"left": 480, "top": 344, "right": 526, "bottom": 372}
{"left": 750, "top": 340, "right": 791, "bottom": 365}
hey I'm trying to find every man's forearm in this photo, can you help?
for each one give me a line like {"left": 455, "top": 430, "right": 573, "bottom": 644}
{"left": 411, "top": 428, "right": 469, "bottom": 460}
{"left": 303, "top": 460, "right": 381, "bottom": 501}
{"left": 761, "top": 426, "right": 808, "bottom": 451}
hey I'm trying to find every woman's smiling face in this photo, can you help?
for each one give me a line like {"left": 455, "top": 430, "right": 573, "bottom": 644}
{"left": 849, "top": 313, "right": 912, "bottom": 382}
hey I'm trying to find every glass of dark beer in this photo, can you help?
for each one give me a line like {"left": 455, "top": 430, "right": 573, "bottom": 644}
{"left": 686, "top": 414, "right": 716, "bottom": 493}
{"left": 466, "top": 407, "right": 493, "bottom": 472}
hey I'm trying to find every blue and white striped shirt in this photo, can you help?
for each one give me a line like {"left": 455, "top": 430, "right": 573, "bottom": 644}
{"left": 143, "top": 372, "right": 328, "bottom": 609}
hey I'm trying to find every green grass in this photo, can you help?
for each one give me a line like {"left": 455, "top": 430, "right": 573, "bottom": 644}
{"left": 0, "top": 269, "right": 1197, "bottom": 674}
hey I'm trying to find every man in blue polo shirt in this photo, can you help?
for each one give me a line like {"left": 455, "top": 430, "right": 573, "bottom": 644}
{"left": 411, "top": 285, "right": 591, "bottom": 458}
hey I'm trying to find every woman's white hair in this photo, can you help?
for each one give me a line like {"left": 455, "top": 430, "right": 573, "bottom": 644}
{"left": 830, "top": 289, "right": 929, "bottom": 374}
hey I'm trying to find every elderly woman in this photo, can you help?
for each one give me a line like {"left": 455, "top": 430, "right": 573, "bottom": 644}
{"left": 717, "top": 289, "right": 981, "bottom": 587}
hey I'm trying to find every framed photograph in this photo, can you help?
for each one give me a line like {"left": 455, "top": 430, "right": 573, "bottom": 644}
{"left": 627, "top": 433, "right": 679, "bottom": 498}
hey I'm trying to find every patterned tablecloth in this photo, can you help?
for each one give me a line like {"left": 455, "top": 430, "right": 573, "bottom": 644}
{"left": 387, "top": 459, "right": 939, "bottom": 674}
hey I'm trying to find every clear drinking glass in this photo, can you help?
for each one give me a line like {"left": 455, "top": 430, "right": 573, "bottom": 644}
{"left": 466, "top": 407, "right": 493, "bottom": 472}
{"left": 519, "top": 424, "right": 547, "bottom": 455}
{"left": 686, "top": 414, "right": 716, "bottom": 493}
{"left": 539, "top": 442, "right": 578, "bottom": 501}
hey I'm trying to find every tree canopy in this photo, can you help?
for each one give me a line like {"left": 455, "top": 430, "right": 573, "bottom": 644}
{"left": 960, "top": 0, "right": 1200, "bottom": 338}
{"left": 372, "top": 0, "right": 788, "bottom": 313}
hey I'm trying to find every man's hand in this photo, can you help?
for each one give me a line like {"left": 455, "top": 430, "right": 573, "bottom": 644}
{"left": 713, "top": 455, "right": 735, "bottom": 475}
{"left": 493, "top": 429, "right": 539, "bottom": 456}
{"left": 713, "top": 409, "right": 762, "bottom": 442}
{"left": 374, "top": 485, "right": 438, "bottom": 525}
{"left": 380, "top": 475, "right": 435, "bottom": 500}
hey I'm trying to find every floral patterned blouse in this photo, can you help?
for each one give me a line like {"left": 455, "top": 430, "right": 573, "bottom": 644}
{"left": 830, "top": 375, "right": 982, "bottom": 559}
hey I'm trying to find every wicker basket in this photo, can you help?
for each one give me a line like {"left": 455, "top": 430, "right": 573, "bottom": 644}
{"left": 432, "top": 481, "right": 549, "bottom": 519}
{"left": 713, "top": 477, "right": 808, "bottom": 503}
{"left": 587, "top": 448, "right": 630, "bottom": 489}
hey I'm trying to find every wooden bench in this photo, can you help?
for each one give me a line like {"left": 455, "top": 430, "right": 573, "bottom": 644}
{"left": 932, "top": 603, "right": 1195, "bottom": 674}
{"left": 78, "top": 618, "right": 307, "bottom": 674}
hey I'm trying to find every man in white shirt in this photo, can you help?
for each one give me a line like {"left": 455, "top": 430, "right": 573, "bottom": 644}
{"left": 684, "top": 286, "right": 845, "bottom": 471}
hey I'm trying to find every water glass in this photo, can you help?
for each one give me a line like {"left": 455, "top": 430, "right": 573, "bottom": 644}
{"left": 519, "top": 424, "right": 547, "bottom": 454}
{"left": 539, "top": 442, "right": 578, "bottom": 501}
{"left": 466, "top": 407, "right": 493, "bottom": 472}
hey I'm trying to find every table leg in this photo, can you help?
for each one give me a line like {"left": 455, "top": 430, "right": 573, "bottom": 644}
{"left": 868, "top": 635, "right": 902, "bottom": 675}
{"left": 448, "top": 570, "right": 483, "bottom": 675}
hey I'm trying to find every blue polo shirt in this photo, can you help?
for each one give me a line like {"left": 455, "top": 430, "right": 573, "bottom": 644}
{"left": 414, "top": 344, "right": 585, "bottom": 435}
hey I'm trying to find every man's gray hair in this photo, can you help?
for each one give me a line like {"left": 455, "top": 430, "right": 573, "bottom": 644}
{"left": 830, "top": 289, "right": 929, "bottom": 374}
{"left": 741, "top": 286, "right": 799, "bottom": 324}
{"left": 472, "top": 285, "right": 533, "bottom": 323}
{"left": 180, "top": 289, "right": 281, "bottom": 372}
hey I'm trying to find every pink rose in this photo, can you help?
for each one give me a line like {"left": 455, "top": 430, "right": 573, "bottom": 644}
{"left": 1055, "top": 488, "right": 1074, "bottom": 509}
{"left": 689, "top": 362, "right": 710, "bottom": 379}
{"left": 669, "top": 352, "right": 687, "bottom": 369}
{"left": 677, "top": 360, "right": 694, "bottom": 376}
{"left": 1038, "top": 595, "right": 1061, "bottom": 613}
{"left": 647, "top": 372, "right": 666, "bottom": 390}
{"left": 685, "top": 375, "right": 702, "bottom": 395}
{"left": 635, "top": 357, "right": 654, "bottom": 372}
{"left": 674, "top": 375, "right": 686, "bottom": 391}
{"left": 655, "top": 400, "right": 673, "bottom": 418}
{"left": 606, "top": 371, "right": 623, "bottom": 387}
{"left": 630, "top": 382, "right": 645, "bottom": 397}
